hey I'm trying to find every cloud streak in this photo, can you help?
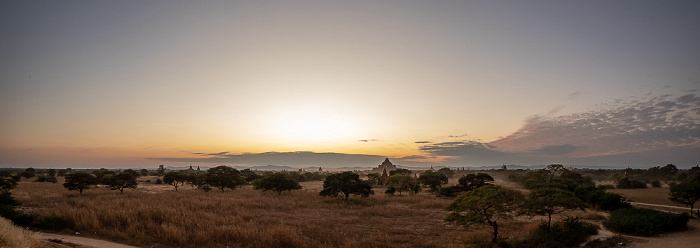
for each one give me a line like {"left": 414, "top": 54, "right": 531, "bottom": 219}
{"left": 420, "top": 93, "right": 700, "bottom": 167}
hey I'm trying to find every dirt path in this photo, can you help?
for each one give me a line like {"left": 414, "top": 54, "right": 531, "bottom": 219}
{"left": 40, "top": 233, "right": 139, "bottom": 248}
{"left": 630, "top": 202, "right": 691, "bottom": 211}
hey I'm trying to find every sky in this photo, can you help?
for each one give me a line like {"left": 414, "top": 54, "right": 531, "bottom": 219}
{"left": 1, "top": 1, "right": 699, "bottom": 169}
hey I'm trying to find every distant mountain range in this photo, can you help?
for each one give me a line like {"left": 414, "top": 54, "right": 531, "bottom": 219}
{"left": 162, "top": 164, "right": 596, "bottom": 172}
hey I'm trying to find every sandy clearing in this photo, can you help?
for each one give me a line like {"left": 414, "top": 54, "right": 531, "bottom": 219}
{"left": 40, "top": 233, "right": 139, "bottom": 248}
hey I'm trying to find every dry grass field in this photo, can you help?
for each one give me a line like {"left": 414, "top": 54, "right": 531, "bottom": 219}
{"left": 608, "top": 187, "right": 676, "bottom": 206}
{"left": 0, "top": 216, "right": 43, "bottom": 248}
{"left": 10, "top": 177, "right": 547, "bottom": 248}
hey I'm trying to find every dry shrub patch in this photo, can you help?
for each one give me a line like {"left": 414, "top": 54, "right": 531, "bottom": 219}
{"left": 13, "top": 180, "right": 464, "bottom": 247}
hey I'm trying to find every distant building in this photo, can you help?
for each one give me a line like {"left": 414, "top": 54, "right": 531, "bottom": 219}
{"left": 378, "top": 168, "right": 389, "bottom": 185}
{"left": 372, "top": 158, "right": 397, "bottom": 172}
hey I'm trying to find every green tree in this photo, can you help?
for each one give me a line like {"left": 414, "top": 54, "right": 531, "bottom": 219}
{"left": 140, "top": 169, "right": 149, "bottom": 176}
{"left": 446, "top": 185, "right": 524, "bottom": 244}
{"left": 204, "top": 166, "right": 245, "bottom": 192}
{"left": 669, "top": 172, "right": 700, "bottom": 214}
{"left": 57, "top": 169, "right": 67, "bottom": 177}
{"left": 523, "top": 187, "right": 586, "bottom": 230}
{"left": 253, "top": 173, "right": 302, "bottom": 195}
{"left": 319, "top": 172, "right": 373, "bottom": 199}
{"left": 63, "top": 172, "right": 98, "bottom": 194}
{"left": 163, "top": 171, "right": 190, "bottom": 191}
{"left": 108, "top": 173, "right": 138, "bottom": 193}
{"left": 418, "top": 170, "right": 448, "bottom": 191}
{"left": 458, "top": 173, "right": 494, "bottom": 191}
{"left": 386, "top": 174, "right": 420, "bottom": 196}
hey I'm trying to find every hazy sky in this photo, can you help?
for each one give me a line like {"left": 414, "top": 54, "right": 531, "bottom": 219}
{"left": 1, "top": 1, "right": 699, "bottom": 169}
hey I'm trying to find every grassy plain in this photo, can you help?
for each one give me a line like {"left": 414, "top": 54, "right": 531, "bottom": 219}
{"left": 0, "top": 216, "right": 42, "bottom": 248}
{"left": 11, "top": 177, "right": 535, "bottom": 248}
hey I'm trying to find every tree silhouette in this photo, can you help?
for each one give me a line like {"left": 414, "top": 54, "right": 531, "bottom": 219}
{"left": 163, "top": 171, "right": 190, "bottom": 191}
{"left": 523, "top": 187, "right": 585, "bottom": 230}
{"left": 458, "top": 173, "right": 494, "bottom": 191}
{"left": 63, "top": 172, "right": 98, "bottom": 195}
{"left": 253, "top": 173, "right": 302, "bottom": 195}
{"left": 446, "top": 185, "right": 524, "bottom": 244}
{"left": 669, "top": 172, "right": 700, "bottom": 214}
{"left": 386, "top": 174, "right": 420, "bottom": 195}
{"left": 205, "top": 166, "right": 245, "bottom": 192}
{"left": 319, "top": 172, "right": 373, "bottom": 200}
{"left": 108, "top": 173, "right": 138, "bottom": 193}
{"left": 418, "top": 171, "right": 448, "bottom": 191}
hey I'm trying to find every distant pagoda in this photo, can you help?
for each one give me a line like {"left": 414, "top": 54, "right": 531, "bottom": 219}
{"left": 372, "top": 158, "right": 397, "bottom": 172}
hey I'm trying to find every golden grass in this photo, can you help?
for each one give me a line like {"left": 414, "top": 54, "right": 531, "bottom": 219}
{"left": 0, "top": 217, "right": 43, "bottom": 248}
{"left": 607, "top": 187, "right": 676, "bottom": 206}
{"left": 12, "top": 180, "right": 472, "bottom": 248}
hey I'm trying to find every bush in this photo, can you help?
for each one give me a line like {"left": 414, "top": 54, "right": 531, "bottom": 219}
{"left": 34, "top": 215, "right": 75, "bottom": 230}
{"left": 616, "top": 177, "right": 647, "bottom": 189}
{"left": 512, "top": 217, "right": 599, "bottom": 248}
{"left": 597, "top": 184, "right": 614, "bottom": 190}
{"left": 155, "top": 178, "right": 163, "bottom": 184}
{"left": 0, "top": 205, "right": 35, "bottom": 226}
{"left": 596, "top": 192, "right": 631, "bottom": 211}
{"left": 650, "top": 180, "right": 661, "bottom": 188}
{"left": 35, "top": 175, "right": 57, "bottom": 183}
{"left": 436, "top": 186, "right": 459, "bottom": 197}
{"left": 603, "top": 207, "right": 688, "bottom": 236}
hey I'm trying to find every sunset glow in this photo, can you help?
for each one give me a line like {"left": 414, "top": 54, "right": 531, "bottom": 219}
{"left": 1, "top": 1, "right": 699, "bottom": 169}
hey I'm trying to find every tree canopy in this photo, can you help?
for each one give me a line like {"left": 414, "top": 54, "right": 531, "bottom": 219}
{"left": 63, "top": 172, "right": 98, "bottom": 195}
{"left": 458, "top": 173, "right": 495, "bottom": 191}
{"left": 523, "top": 187, "right": 585, "bottom": 230}
{"left": 163, "top": 171, "right": 191, "bottom": 191}
{"left": 107, "top": 173, "right": 138, "bottom": 193}
{"left": 669, "top": 171, "right": 700, "bottom": 214}
{"left": 418, "top": 171, "right": 448, "bottom": 191}
{"left": 205, "top": 166, "right": 245, "bottom": 192}
{"left": 253, "top": 173, "right": 302, "bottom": 195}
{"left": 386, "top": 174, "right": 420, "bottom": 195}
{"left": 389, "top": 168, "right": 412, "bottom": 176}
{"left": 319, "top": 172, "right": 373, "bottom": 199}
{"left": 446, "top": 185, "right": 524, "bottom": 243}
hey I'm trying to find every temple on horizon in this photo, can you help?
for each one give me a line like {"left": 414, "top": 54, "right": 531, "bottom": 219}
{"left": 373, "top": 158, "right": 397, "bottom": 172}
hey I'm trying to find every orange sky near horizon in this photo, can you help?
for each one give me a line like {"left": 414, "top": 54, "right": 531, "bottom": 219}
{"left": 1, "top": 1, "right": 699, "bottom": 169}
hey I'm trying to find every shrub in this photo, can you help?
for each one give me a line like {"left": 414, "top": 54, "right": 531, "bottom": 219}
{"left": 650, "top": 180, "right": 661, "bottom": 187}
{"left": 603, "top": 207, "right": 688, "bottom": 236}
{"left": 512, "top": 217, "right": 599, "bottom": 248}
{"left": 155, "top": 178, "right": 163, "bottom": 184}
{"left": 34, "top": 215, "right": 75, "bottom": 230}
{"left": 0, "top": 205, "right": 35, "bottom": 227}
{"left": 436, "top": 186, "right": 459, "bottom": 197}
{"left": 597, "top": 184, "right": 614, "bottom": 190}
{"left": 596, "top": 192, "right": 631, "bottom": 211}
{"left": 616, "top": 177, "right": 647, "bottom": 189}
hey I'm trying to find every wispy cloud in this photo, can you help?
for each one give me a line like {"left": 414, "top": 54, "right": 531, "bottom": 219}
{"left": 420, "top": 93, "right": 700, "bottom": 167}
